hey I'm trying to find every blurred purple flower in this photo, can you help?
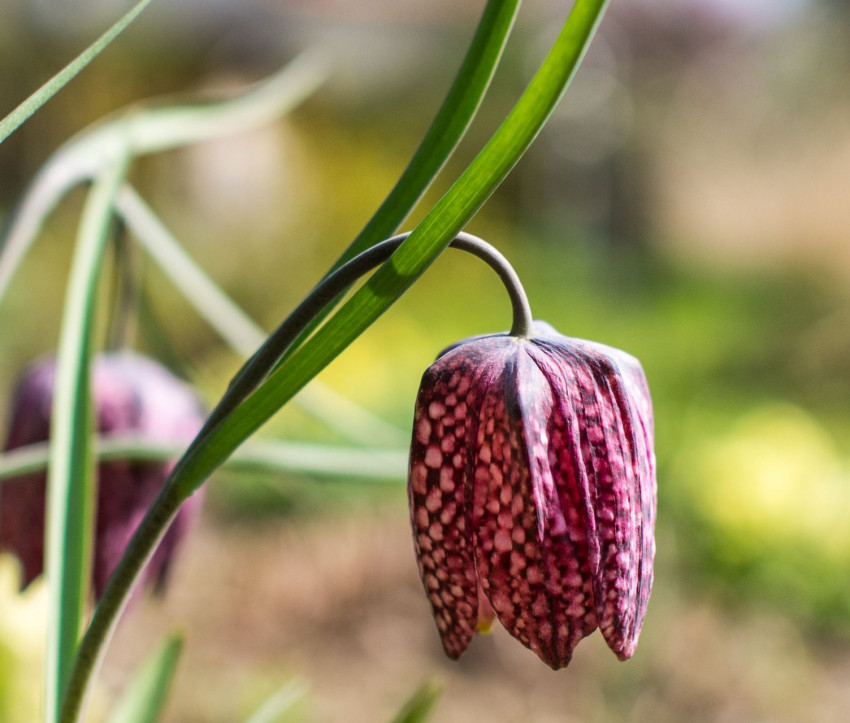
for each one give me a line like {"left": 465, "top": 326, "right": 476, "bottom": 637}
{"left": 0, "top": 353, "right": 205, "bottom": 598}
{"left": 408, "top": 322, "right": 656, "bottom": 669}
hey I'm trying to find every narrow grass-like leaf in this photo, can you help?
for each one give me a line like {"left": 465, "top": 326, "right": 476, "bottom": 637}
{"left": 106, "top": 633, "right": 183, "bottom": 723}
{"left": 244, "top": 680, "right": 307, "bottom": 723}
{"left": 115, "top": 186, "right": 265, "bottom": 357}
{"left": 0, "top": 0, "right": 150, "bottom": 146}
{"left": 118, "top": 52, "right": 327, "bottom": 156}
{"left": 61, "top": 4, "right": 609, "bottom": 719}
{"left": 46, "top": 157, "right": 128, "bottom": 723}
{"left": 389, "top": 679, "right": 444, "bottom": 723}
{"left": 0, "top": 436, "right": 406, "bottom": 483}
{"left": 339, "top": 0, "right": 519, "bottom": 262}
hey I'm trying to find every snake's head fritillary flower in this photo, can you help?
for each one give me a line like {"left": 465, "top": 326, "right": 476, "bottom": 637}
{"left": 408, "top": 321, "right": 656, "bottom": 670}
{"left": 0, "top": 353, "right": 205, "bottom": 599}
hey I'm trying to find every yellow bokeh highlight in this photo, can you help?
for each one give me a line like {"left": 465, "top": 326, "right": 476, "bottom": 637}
{"left": 683, "top": 403, "right": 850, "bottom": 560}
{"left": 0, "top": 555, "right": 46, "bottom": 723}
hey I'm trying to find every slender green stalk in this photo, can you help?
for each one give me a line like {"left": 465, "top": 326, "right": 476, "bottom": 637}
{"left": 177, "top": 232, "right": 530, "bottom": 465}
{"left": 46, "top": 156, "right": 129, "bottom": 723}
{"left": 61, "top": 3, "right": 608, "bottom": 719}
{"left": 105, "top": 224, "right": 138, "bottom": 351}
{"left": 0, "top": 0, "right": 151, "bottom": 145}
{"left": 59, "top": 231, "right": 530, "bottom": 721}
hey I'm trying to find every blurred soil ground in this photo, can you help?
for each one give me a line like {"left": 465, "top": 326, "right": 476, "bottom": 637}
{"left": 104, "top": 507, "right": 850, "bottom": 723}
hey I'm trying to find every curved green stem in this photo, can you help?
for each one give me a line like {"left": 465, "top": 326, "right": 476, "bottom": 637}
{"left": 177, "top": 232, "right": 530, "bottom": 478}
{"left": 58, "top": 231, "right": 528, "bottom": 721}
{"left": 459, "top": 237, "right": 532, "bottom": 338}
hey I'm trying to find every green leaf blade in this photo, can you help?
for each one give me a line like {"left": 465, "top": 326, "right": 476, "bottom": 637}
{"left": 342, "top": 0, "right": 521, "bottom": 261}
{"left": 274, "top": 0, "right": 521, "bottom": 369}
{"left": 0, "top": 0, "right": 151, "bottom": 146}
{"left": 0, "top": 435, "right": 407, "bottom": 483}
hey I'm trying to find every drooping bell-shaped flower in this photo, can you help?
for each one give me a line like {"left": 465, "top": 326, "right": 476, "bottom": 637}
{"left": 408, "top": 321, "right": 656, "bottom": 669}
{"left": 0, "top": 352, "right": 205, "bottom": 598}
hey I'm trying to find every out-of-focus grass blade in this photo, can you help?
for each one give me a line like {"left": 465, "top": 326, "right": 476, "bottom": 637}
{"left": 244, "top": 680, "right": 307, "bottom": 723}
{"left": 0, "top": 52, "right": 325, "bottom": 311}
{"left": 0, "top": 0, "right": 151, "bottom": 146}
{"left": 114, "top": 184, "right": 408, "bottom": 447}
{"left": 115, "top": 185, "right": 265, "bottom": 357}
{"left": 110, "top": 51, "right": 326, "bottom": 157}
{"left": 167, "top": 0, "right": 610, "bottom": 499}
{"left": 0, "top": 436, "right": 406, "bottom": 483}
{"left": 106, "top": 633, "right": 183, "bottom": 723}
{"left": 45, "top": 157, "right": 128, "bottom": 723}
{"left": 389, "top": 679, "right": 443, "bottom": 723}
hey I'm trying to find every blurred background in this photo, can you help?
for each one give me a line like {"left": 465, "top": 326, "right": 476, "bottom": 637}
{"left": 2, "top": 0, "right": 850, "bottom": 720}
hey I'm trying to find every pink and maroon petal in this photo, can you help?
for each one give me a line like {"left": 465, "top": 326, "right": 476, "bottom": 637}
{"left": 532, "top": 337, "right": 651, "bottom": 659}
{"left": 1, "top": 359, "right": 60, "bottom": 587}
{"left": 607, "top": 352, "right": 656, "bottom": 650}
{"left": 471, "top": 356, "right": 540, "bottom": 657}
{"left": 528, "top": 345, "right": 600, "bottom": 642}
{"left": 589, "top": 363, "right": 641, "bottom": 658}
{"left": 569, "top": 343, "right": 653, "bottom": 659}
{"left": 0, "top": 472, "right": 46, "bottom": 587}
{"left": 472, "top": 348, "right": 594, "bottom": 669}
{"left": 408, "top": 346, "right": 494, "bottom": 658}
{"left": 408, "top": 322, "right": 656, "bottom": 668}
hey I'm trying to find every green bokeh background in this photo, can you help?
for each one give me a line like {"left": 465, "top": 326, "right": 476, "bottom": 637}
{"left": 2, "top": 1, "right": 850, "bottom": 720}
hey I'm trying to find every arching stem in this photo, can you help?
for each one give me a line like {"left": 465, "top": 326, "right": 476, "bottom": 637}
{"left": 59, "top": 230, "right": 531, "bottom": 722}
{"left": 183, "top": 232, "right": 531, "bottom": 466}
